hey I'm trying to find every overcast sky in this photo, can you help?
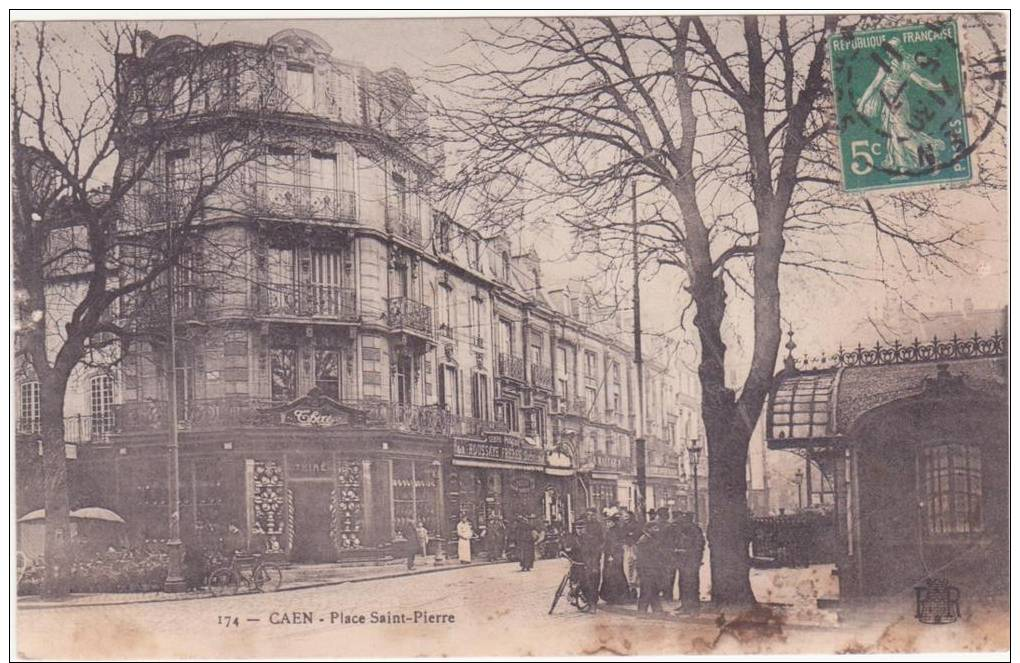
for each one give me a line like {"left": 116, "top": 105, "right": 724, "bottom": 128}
{"left": 14, "top": 15, "right": 1009, "bottom": 376}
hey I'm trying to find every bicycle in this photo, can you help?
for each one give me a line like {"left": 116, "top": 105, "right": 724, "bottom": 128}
{"left": 207, "top": 552, "right": 283, "bottom": 596}
{"left": 548, "top": 553, "right": 594, "bottom": 614}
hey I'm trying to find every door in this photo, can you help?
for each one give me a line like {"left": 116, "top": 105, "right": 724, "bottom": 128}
{"left": 289, "top": 481, "right": 336, "bottom": 563}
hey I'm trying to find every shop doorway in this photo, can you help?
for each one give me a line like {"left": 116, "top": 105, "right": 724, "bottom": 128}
{"left": 290, "top": 481, "right": 335, "bottom": 563}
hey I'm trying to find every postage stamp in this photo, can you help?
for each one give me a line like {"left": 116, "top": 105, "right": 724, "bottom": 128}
{"left": 829, "top": 20, "right": 973, "bottom": 193}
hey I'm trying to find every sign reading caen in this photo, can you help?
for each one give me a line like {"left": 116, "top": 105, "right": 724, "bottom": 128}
{"left": 453, "top": 433, "right": 544, "bottom": 467}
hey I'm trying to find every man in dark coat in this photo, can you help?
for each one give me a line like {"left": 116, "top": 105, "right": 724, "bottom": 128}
{"left": 577, "top": 509, "right": 605, "bottom": 611}
{"left": 515, "top": 515, "right": 537, "bottom": 571}
{"left": 676, "top": 511, "right": 706, "bottom": 612}
{"left": 486, "top": 515, "right": 506, "bottom": 561}
{"left": 658, "top": 507, "right": 680, "bottom": 601}
{"left": 635, "top": 521, "right": 667, "bottom": 613}
{"left": 399, "top": 520, "right": 419, "bottom": 570}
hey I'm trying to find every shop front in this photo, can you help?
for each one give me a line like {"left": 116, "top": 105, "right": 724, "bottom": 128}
{"left": 446, "top": 433, "right": 551, "bottom": 533}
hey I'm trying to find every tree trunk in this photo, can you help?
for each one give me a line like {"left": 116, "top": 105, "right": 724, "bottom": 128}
{"left": 692, "top": 272, "right": 756, "bottom": 606}
{"left": 40, "top": 378, "right": 71, "bottom": 598}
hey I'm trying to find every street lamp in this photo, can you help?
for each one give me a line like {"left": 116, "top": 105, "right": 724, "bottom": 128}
{"left": 688, "top": 441, "right": 702, "bottom": 525}
{"left": 793, "top": 468, "right": 804, "bottom": 510}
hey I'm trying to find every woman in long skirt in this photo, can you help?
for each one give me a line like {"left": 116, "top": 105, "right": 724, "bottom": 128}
{"left": 599, "top": 515, "right": 631, "bottom": 604}
{"left": 456, "top": 515, "right": 473, "bottom": 564}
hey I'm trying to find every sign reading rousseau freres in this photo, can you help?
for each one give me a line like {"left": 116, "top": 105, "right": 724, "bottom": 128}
{"left": 829, "top": 21, "right": 972, "bottom": 193}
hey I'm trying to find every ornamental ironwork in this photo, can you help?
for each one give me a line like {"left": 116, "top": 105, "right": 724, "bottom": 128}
{"left": 252, "top": 460, "right": 285, "bottom": 551}
{"left": 830, "top": 331, "right": 1006, "bottom": 368}
{"left": 333, "top": 461, "right": 363, "bottom": 550}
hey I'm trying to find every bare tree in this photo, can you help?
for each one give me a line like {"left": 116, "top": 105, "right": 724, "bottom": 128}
{"left": 11, "top": 22, "right": 279, "bottom": 597}
{"left": 430, "top": 15, "right": 1005, "bottom": 604}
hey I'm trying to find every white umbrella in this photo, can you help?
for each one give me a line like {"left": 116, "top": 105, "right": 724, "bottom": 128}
{"left": 70, "top": 507, "right": 126, "bottom": 524}
{"left": 16, "top": 507, "right": 125, "bottom": 524}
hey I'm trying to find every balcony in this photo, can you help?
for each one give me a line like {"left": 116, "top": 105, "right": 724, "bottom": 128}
{"left": 17, "top": 415, "right": 114, "bottom": 444}
{"left": 387, "top": 212, "right": 423, "bottom": 246}
{"left": 249, "top": 182, "right": 357, "bottom": 224}
{"left": 497, "top": 353, "right": 526, "bottom": 382}
{"left": 113, "top": 397, "right": 508, "bottom": 439}
{"left": 385, "top": 297, "right": 433, "bottom": 340}
{"left": 531, "top": 364, "right": 553, "bottom": 391}
{"left": 592, "top": 453, "right": 634, "bottom": 474}
{"left": 258, "top": 283, "right": 358, "bottom": 322}
{"left": 120, "top": 189, "right": 197, "bottom": 230}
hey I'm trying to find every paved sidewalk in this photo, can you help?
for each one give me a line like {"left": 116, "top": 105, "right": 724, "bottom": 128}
{"left": 17, "top": 555, "right": 513, "bottom": 610}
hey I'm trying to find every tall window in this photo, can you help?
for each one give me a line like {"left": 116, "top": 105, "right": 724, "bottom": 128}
{"left": 471, "top": 372, "right": 489, "bottom": 420}
{"left": 436, "top": 215, "right": 451, "bottom": 253}
{"left": 395, "top": 354, "right": 413, "bottom": 406}
{"left": 500, "top": 319, "right": 514, "bottom": 356}
{"left": 265, "top": 148, "right": 296, "bottom": 187}
{"left": 585, "top": 386, "right": 598, "bottom": 416}
{"left": 530, "top": 333, "right": 544, "bottom": 367}
{"left": 585, "top": 351, "right": 597, "bottom": 378}
{"left": 556, "top": 346, "right": 570, "bottom": 400}
{"left": 267, "top": 247, "right": 297, "bottom": 314}
{"left": 439, "top": 285, "right": 453, "bottom": 337}
{"left": 270, "top": 345, "right": 297, "bottom": 402}
{"left": 315, "top": 349, "right": 341, "bottom": 400}
{"left": 501, "top": 251, "right": 511, "bottom": 282}
{"left": 311, "top": 250, "right": 344, "bottom": 316}
{"left": 19, "top": 381, "right": 40, "bottom": 433}
{"left": 438, "top": 365, "right": 460, "bottom": 414}
{"left": 285, "top": 62, "right": 315, "bottom": 111}
{"left": 310, "top": 152, "right": 337, "bottom": 217}
{"left": 922, "top": 443, "right": 983, "bottom": 535}
{"left": 174, "top": 346, "right": 195, "bottom": 421}
{"left": 89, "top": 375, "right": 115, "bottom": 435}
{"left": 391, "top": 172, "right": 408, "bottom": 219}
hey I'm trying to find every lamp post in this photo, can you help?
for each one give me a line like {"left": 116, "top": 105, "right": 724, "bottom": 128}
{"left": 794, "top": 468, "right": 804, "bottom": 511}
{"left": 163, "top": 214, "right": 185, "bottom": 593}
{"left": 688, "top": 441, "right": 702, "bottom": 525}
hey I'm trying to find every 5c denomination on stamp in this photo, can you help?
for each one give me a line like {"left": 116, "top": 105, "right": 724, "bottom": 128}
{"left": 830, "top": 20, "right": 972, "bottom": 193}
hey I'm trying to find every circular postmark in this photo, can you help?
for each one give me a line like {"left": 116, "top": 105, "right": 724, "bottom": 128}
{"left": 828, "top": 15, "right": 1005, "bottom": 191}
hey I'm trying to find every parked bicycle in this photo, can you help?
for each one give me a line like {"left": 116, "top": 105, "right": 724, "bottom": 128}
{"left": 206, "top": 552, "right": 283, "bottom": 596}
{"left": 548, "top": 553, "right": 593, "bottom": 614}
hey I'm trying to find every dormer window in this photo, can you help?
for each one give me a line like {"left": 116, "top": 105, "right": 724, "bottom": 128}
{"left": 285, "top": 62, "right": 315, "bottom": 112}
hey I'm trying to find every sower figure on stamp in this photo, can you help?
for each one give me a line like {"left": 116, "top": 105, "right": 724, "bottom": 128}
{"left": 676, "top": 512, "right": 706, "bottom": 613}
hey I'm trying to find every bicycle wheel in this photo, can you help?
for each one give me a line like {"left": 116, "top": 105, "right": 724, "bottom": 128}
{"left": 207, "top": 568, "right": 239, "bottom": 596}
{"left": 568, "top": 578, "right": 592, "bottom": 612}
{"left": 548, "top": 573, "right": 570, "bottom": 615}
{"left": 252, "top": 563, "right": 283, "bottom": 592}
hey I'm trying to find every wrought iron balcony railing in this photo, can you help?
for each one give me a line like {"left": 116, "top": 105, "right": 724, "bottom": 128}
{"left": 120, "top": 189, "right": 199, "bottom": 229}
{"left": 531, "top": 364, "right": 553, "bottom": 390}
{"left": 385, "top": 297, "right": 432, "bottom": 339}
{"left": 112, "top": 397, "right": 509, "bottom": 439}
{"left": 592, "top": 453, "right": 634, "bottom": 474}
{"left": 387, "top": 211, "right": 423, "bottom": 245}
{"left": 17, "top": 414, "right": 113, "bottom": 444}
{"left": 249, "top": 182, "right": 357, "bottom": 223}
{"left": 258, "top": 283, "right": 358, "bottom": 322}
{"left": 497, "top": 353, "right": 526, "bottom": 382}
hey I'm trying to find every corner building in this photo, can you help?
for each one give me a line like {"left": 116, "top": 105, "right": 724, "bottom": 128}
{"left": 15, "top": 29, "right": 697, "bottom": 563}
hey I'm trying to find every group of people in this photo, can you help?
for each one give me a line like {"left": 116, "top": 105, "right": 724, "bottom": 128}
{"left": 562, "top": 506, "right": 705, "bottom": 614}
{"left": 454, "top": 513, "right": 546, "bottom": 570}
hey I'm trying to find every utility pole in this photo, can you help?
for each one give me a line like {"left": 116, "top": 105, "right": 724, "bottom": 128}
{"left": 164, "top": 214, "right": 185, "bottom": 593}
{"left": 631, "top": 181, "right": 647, "bottom": 521}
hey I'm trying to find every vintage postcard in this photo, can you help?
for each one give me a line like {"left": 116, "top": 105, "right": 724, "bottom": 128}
{"left": 11, "top": 10, "right": 1009, "bottom": 660}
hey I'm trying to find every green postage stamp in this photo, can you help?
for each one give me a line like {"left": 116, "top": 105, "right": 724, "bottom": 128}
{"left": 829, "top": 21, "right": 972, "bottom": 193}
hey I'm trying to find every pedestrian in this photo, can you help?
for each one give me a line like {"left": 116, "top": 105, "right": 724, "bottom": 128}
{"left": 676, "top": 511, "right": 706, "bottom": 612}
{"left": 415, "top": 519, "right": 429, "bottom": 557}
{"left": 635, "top": 520, "right": 667, "bottom": 613}
{"left": 515, "top": 515, "right": 536, "bottom": 571}
{"left": 620, "top": 509, "right": 641, "bottom": 600}
{"left": 456, "top": 515, "right": 474, "bottom": 564}
{"left": 486, "top": 514, "right": 506, "bottom": 561}
{"left": 599, "top": 513, "right": 630, "bottom": 604}
{"left": 657, "top": 507, "right": 679, "bottom": 601}
{"left": 400, "top": 520, "right": 418, "bottom": 570}
{"left": 578, "top": 509, "right": 605, "bottom": 611}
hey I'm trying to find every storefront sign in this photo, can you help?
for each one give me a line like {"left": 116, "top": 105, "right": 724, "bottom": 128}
{"left": 258, "top": 389, "right": 367, "bottom": 429}
{"left": 289, "top": 456, "right": 334, "bottom": 478}
{"left": 453, "top": 436, "right": 545, "bottom": 467}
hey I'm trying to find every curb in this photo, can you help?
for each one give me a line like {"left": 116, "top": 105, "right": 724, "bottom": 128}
{"left": 18, "top": 558, "right": 521, "bottom": 611}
